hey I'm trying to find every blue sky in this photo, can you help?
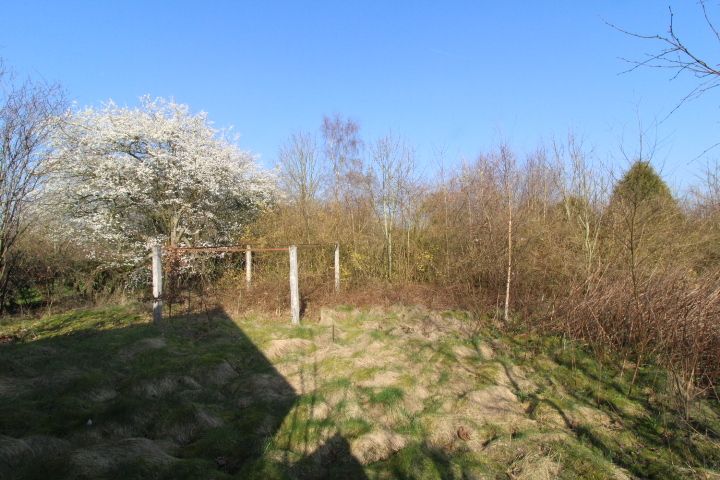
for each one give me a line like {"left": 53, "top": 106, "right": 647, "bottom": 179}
{"left": 2, "top": 1, "right": 718, "bottom": 191}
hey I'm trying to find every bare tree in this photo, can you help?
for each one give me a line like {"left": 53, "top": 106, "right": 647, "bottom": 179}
{"left": 553, "top": 134, "right": 606, "bottom": 277}
{"left": 370, "top": 133, "right": 415, "bottom": 279}
{"left": 321, "top": 114, "right": 362, "bottom": 204}
{"left": 0, "top": 64, "right": 64, "bottom": 311}
{"left": 278, "top": 132, "right": 322, "bottom": 242}
{"left": 321, "top": 114, "right": 366, "bottom": 247}
{"left": 499, "top": 144, "right": 516, "bottom": 324}
{"left": 693, "top": 160, "right": 720, "bottom": 215}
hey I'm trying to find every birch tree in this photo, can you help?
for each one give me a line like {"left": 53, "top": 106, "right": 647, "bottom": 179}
{"left": 370, "top": 134, "right": 414, "bottom": 279}
{"left": 321, "top": 114, "right": 361, "bottom": 204}
{"left": 499, "top": 145, "right": 516, "bottom": 323}
{"left": 321, "top": 115, "right": 365, "bottom": 246}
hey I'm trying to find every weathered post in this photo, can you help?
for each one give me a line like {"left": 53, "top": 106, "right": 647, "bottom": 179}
{"left": 245, "top": 245, "right": 252, "bottom": 288}
{"left": 289, "top": 245, "right": 300, "bottom": 325}
{"left": 334, "top": 243, "right": 340, "bottom": 293}
{"left": 151, "top": 244, "right": 163, "bottom": 323}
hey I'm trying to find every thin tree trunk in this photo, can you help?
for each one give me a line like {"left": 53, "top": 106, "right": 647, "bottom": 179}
{"left": 406, "top": 226, "right": 410, "bottom": 281}
{"left": 388, "top": 230, "right": 393, "bottom": 278}
{"left": 444, "top": 187, "right": 450, "bottom": 281}
{"left": 504, "top": 194, "right": 513, "bottom": 323}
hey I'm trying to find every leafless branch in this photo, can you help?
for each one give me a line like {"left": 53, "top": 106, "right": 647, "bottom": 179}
{"left": 608, "top": 4, "right": 720, "bottom": 118}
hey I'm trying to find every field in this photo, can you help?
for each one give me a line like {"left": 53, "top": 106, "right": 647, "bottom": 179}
{"left": 1, "top": 304, "right": 719, "bottom": 479}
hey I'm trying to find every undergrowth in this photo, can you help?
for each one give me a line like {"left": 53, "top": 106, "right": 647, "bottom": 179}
{"left": 0, "top": 303, "right": 718, "bottom": 479}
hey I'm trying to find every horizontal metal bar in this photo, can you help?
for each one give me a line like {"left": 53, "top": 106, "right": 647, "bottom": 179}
{"left": 167, "top": 243, "right": 338, "bottom": 254}
{"left": 168, "top": 246, "right": 288, "bottom": 254}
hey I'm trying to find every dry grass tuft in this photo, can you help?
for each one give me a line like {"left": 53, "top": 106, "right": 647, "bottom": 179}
{"left": 265, "top": 338, "right": 314, "bottom": 360}
{"left": 351, "top": 430, "right": 407, "bottom": 464}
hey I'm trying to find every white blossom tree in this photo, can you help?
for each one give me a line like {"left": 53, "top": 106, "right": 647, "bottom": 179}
{"left": 48, "top": 97, "right": 275, "bottom": 265}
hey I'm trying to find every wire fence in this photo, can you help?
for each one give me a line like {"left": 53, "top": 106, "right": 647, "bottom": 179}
{"left": 153, "top": 243, "right": 341, "bottom": 324}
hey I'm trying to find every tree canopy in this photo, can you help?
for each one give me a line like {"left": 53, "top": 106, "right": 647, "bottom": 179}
{"left": 609, "top": 160, "right": 677, "bottom": 211}
{"left": 48, "top": 97, "right": 275, "bottom": 265}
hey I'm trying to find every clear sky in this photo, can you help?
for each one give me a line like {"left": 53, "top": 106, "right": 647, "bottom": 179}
{"left": 2, "top": 1, "right": 718, "bottom": 191}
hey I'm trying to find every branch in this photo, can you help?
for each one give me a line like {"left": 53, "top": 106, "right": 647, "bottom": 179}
{"left": 608, "top": 4, "right": 720, "bottom": 119}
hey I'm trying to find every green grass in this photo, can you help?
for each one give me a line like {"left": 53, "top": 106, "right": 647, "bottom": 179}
{"left": 500, "top": 333, "right": 720, "bottom": 479}
{"left": 1, "top": 303, "right": 719, "bottom": 479}
{"left": 366, "top": 386, "right": 405, "bottom": 406}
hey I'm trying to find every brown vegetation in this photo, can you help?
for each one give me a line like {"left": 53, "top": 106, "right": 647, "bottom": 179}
{"left": 11, "top": 113, "right": 720, "bottom": 415}
{"left": 241, "top": 123, "right": 720, "bottom": 411}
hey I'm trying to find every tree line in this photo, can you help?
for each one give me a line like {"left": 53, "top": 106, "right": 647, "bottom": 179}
{"left": 2, "top": 59, "right": 719, "bottom": 410}
{"left": 254, "top": 118, "right": 720, "bottom": 409}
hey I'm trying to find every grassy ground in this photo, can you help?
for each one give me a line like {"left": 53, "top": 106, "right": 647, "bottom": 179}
{"left": 0, "top": 304, "right": 719, "bottom": 479}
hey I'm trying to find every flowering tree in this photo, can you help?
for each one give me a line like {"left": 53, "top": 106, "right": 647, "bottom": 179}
{"left": 49, "top": 97, "right": 275, "bottom": 265}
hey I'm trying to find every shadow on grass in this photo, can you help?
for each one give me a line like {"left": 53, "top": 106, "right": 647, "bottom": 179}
{"left": 0, "top": 306, "right": 367, "bottom": 479}
{"left": 500, "top": 338, "right": 720, "bottom": 480}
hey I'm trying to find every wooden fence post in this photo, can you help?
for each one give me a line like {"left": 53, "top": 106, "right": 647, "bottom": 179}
{"left": 245, "top": 245, "right": 252, "bottom": 288}
{"left": 289, "top": 245, "right": 300, "bottom": 325}
{"left": 152, "top": 244, "right": 163, "bottom": 323}
{"left": 334, "top": 243, "right": 340, "bottom": 293}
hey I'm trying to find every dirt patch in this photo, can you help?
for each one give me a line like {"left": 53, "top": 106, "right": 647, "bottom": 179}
{"left": 351, "top": 430, "right": 407, "bottom": 464}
